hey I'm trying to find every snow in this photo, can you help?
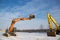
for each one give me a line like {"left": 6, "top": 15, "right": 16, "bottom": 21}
{"left": 0, "top": 32, "right": 60, "bottom": 40}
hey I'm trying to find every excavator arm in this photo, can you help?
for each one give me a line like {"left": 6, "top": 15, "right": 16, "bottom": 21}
{"left": 48, "top": 13, "right": 59, "bottom": 30}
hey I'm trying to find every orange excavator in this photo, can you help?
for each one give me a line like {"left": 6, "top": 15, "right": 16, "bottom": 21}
{"left": 3, "top": 14, "right": 35, "bottom": 37}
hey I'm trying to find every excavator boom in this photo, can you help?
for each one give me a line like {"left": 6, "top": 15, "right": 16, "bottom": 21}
{"left": 48, "top": 13, "right": 59, "bottom": 30}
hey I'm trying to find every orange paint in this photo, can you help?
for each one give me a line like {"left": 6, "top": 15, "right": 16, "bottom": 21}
{"left": 9, "top": 22, "right": 15, "bottom": 32}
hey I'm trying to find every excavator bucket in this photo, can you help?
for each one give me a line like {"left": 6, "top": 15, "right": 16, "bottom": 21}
{"left": 29, "top": 14, "right": 35, "bottom": 19}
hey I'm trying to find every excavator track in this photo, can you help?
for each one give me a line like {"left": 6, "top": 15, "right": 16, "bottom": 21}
{"left": 47, "top": 32, "right": 56, "bottom": 37}
{"left": 56, "top": 30, "right": 60, "bottom": 34}
{"left": 3, "top": 32, "right": 16, "bottom": 37}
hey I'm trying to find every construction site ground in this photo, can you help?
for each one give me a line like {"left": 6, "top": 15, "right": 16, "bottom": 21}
{"left": 0, "top": 32, "right": 60, "bottom": 40}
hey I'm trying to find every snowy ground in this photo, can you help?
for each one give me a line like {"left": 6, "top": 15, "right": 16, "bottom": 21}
{"left": 0, "top": 32, "right": 60, "bottom": 40}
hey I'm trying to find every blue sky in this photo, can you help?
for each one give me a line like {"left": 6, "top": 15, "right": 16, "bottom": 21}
{"left": 0, "top": 0, "right": 60, "bottom": 30}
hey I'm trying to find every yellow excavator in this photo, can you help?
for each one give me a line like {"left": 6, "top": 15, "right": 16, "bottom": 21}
{"left": 47, "top": 13, "right": 60, "bottom": 36}
{"left": 3, "top": 14, "right": 35, "bottom": 37}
